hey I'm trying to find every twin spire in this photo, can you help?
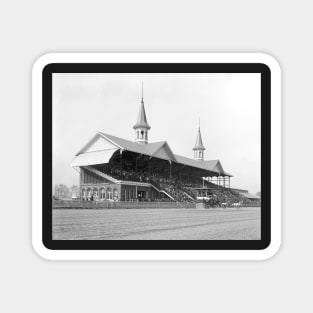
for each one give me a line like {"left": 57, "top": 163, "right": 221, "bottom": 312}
{"left": 133, "top": 83, "right": 150, "bottom": 144}
{"left": 192, "top": 118, "right": 205, "bottom": 161}
{"left": 193, "top": 119, "right": 205, "bottom": 150}
{"left": 133, "top": 84, "right": 205, "bottom": 160}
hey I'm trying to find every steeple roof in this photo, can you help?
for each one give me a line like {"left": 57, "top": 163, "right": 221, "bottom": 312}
{"left": 133, "top": 85, "right": 151, "bottom": 130}
{"left": 193, "top": 127, "right": 205, "bottom": 150}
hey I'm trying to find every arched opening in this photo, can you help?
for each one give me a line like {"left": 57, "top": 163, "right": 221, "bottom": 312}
{"left": 106, "top": 187, "right": 113, "bottom": 201}
{"left": 93, "top": 188, "right": 99, "bottom": 201}
{"left": 113, "top": 188, "right": 118, "bottom": 201}
{"left": 87, "top": 188, "right": 92, "bottom": 201}
{"left": 100, "top": 188, "right": 105, "bottom": 200}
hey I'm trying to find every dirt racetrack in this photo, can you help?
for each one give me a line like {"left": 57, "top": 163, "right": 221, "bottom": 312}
{"left": 52, "top": 207, "right": 260, "bottom": 240}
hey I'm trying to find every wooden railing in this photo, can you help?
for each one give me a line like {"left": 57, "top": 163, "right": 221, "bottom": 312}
{"left": 52, "top": 200, "right": 196, "bottom": 209}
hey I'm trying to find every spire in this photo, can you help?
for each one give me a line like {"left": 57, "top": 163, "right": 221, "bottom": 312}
{"left": 193, "top": 128, "right": 205, "bottom": 150}
{"left": 193, "top": 119, "right": 205, "bottom": 150}
{"left": 193, "top": 118, "right": 205, "bottom": 161}
{"left": 133, "top": 83, "right": 150, "bottom": 144}
{"left": 133, "top": 83, "right": 151, "bottom": 130}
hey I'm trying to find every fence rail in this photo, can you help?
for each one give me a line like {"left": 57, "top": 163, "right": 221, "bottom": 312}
{"left": 52, "top": 200, "right": 260, "bottom": 209}
{"left": 52, "top": 200, "right": 196, "bottom": 209}
{"left": 241, "top": 203, "right": 261, "bottom": 207}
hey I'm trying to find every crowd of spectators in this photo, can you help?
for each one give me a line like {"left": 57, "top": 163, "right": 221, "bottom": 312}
{"left": 97, "top": 164, "right": 251, "bottom": 205}
{"left": 211, "top": 188, "right": 244, "bottom": 204}
{"left": 159, "top": 181, "right": 193, "bottom": 202}
{"left": 98, "top": 164, "right": 195, "bottom": 202}
{"left": 100, "top": 164, "right": 148, "bottom": 183}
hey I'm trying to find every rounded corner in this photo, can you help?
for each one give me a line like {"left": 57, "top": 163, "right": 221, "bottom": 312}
{"left": 258, "top": 237, "right": 282, "bottom": 261}
{"left": 257, "top": 52, "right": 282, "bottom": 75}
{"left": 32, "top": 53, "right": 57, "bottom": 76}
{"left": 32, "top": 237, "right": 55, "bottom": 261}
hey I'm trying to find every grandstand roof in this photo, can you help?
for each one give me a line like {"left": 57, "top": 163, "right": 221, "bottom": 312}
{"left": 240, "top": 192, "right": 260, "bottom": 199}
{"left": 174, "top": 154, "right": 213, "bottom": 171}
{"left": 101, "top": 133, "right": 176, "bottom": 162}
{"left": 72, "top": 132, "right": 232, "bottom": 177}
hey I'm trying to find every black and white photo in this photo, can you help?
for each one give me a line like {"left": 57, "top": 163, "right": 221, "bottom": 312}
{"left": 53, "top": 72, "right": 261, "bottom": 240}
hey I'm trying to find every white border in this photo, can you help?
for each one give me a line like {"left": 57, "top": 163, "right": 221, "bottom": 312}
{"left": 32, "top": 53, "right": 281, "bottom": 261}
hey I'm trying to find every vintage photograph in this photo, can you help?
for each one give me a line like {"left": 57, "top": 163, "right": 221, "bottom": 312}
{"left": 52, "top": 73, "right": 261, "bottom": 240}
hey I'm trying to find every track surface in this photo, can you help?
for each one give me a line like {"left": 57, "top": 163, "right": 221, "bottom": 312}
{"left": 52, "top": 207, "right": 260, "bottom": 240}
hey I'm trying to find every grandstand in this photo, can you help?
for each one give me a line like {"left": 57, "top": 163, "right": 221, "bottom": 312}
{"left": 71, "top": 87, "right": 248, "bottom": 206}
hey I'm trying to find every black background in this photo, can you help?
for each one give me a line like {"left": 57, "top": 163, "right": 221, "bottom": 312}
{"left": 42, "top": 63, "right": 271, "bottom": 250}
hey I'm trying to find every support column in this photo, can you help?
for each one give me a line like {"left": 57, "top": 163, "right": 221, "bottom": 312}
{"left": 79, "top": 169, "right": 82, "bottom": 200}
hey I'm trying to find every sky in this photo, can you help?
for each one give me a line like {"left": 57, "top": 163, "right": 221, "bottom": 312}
{"left": 53, "top": 73, "right": 261, "bottom": 194}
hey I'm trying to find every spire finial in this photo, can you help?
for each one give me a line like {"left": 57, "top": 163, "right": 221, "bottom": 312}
{"left": 141, "top": 82, "right": 144, "bottom": 102}
{"left": 199, "top": 117, "right": 200, "bottom": 129}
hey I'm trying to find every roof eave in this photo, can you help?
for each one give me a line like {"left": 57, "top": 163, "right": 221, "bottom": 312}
{"left": 192, "top": 146, "right": 205, "bottom": 150}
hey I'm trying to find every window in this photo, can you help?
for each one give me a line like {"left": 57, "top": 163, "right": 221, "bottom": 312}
{"left": 107, "top": 188, "right": 113, "bottom": 200}
{"left": 87, "top": 189, "right": 91, "bottom": 199}
{"left": 100, "top": 188, "right": 105, "bottom": 200}
{"left": 113, "top": 188, "right": 118, "bottom": 200}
